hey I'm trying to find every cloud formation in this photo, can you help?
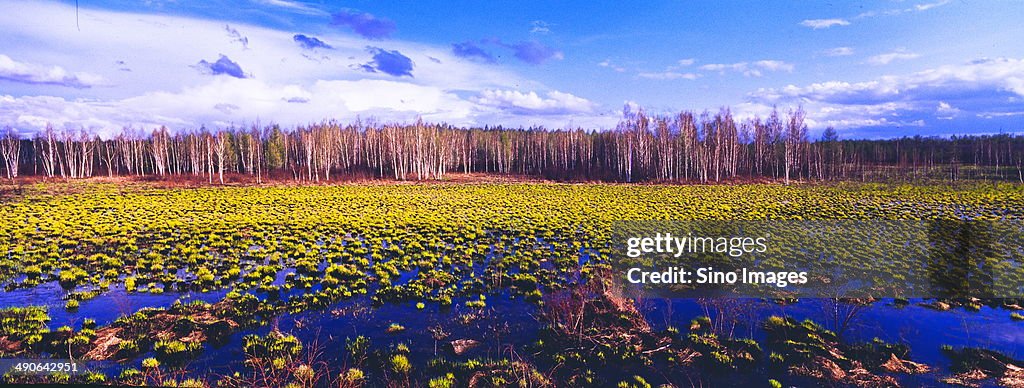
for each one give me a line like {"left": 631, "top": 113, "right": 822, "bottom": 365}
{"left": 501, "top": 40, "right": 563, "bottom": 65}
{"left": 225, "top": 25, "right": 249, "bottom": 49}
{"left": 866, "top": 49, "right": 920, "bottom": 65}
{"left": 598, "top": 59, "right": 625, "bottom": 72}
{"left": 0, "top": 1, "right": 620, "bottom": 134}
{"left": 747, "top": 58, "right": 1024, "bottom": 130}
{"left": 915, "top": 0, "right": 950, "bottom": 11}
{"left": 451, "top": 41, "right": 495, "bottom": 63}
{"left": 254, "top": 0, "right": 326, "bottom": 15}
{"left": 195, "top": 55, "right": 248, "bottom": 78}
{"left": 450, "top": 38, "right": 563, "bottom": 65}
{"left": 359, "top": 47, "right": 414, "bottom": 77}
{"left": 637, "top": 71, "right": 699, "bottom": 80}
{"left": 476, "top": 89, "right": 595, "bottom": 115}
{"left": 330, "top": 9, "right": 396, "bottom": 40}
{"left": 700, "top": 60, "right": 793, "bottom": 77}
{"left": 936, "top": 101, "right": 960, "bottom": 119}
{"left": 0, "top": 54, "right": 104, "bottom": 88}
{"left": 530, "top": 20, "right": 551, "bottom": 34}
{"left": 799, "top": 18, "right": 850, "bottom": 29}
{"left": 293, "top": 34, "right": 332, "bottom": 50}
{"left": 823, "top": 47, "right": 854, "bottom": 57}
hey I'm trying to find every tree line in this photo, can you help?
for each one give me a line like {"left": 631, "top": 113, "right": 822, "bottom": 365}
{"left": 1, "top": 106, "right": 1022, "bottom": 184}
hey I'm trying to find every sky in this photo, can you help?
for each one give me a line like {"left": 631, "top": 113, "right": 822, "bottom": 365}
{"left": 1, "top": 0, "right": 1022, "bottom": 139}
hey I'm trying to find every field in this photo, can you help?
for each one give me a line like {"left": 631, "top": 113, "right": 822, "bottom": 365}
{"left": 1, "top": 181, "right": 1023, "bottom": 387}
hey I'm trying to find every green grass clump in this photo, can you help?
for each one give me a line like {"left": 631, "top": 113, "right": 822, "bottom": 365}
{"left": 242, "top": 331, "right": 302, "bottom": 360}
{"left": 154, "top": 340, "right": 203, "bottom": 363}
{"left": 0, "top": 306, "right": 50, "bottom": 346}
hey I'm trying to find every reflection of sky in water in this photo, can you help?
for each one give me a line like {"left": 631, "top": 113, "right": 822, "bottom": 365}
{"left": 643, "top": 297, "right": 1024, "bottom": 383}
{"left": 0, "top": 281, "right": 229, "bottom": 329}
{"left": 982, "top": 322, "right": 1024, "bottom": 345}
{"left": 2, "top": 272, "right": 1021, "bottom": 384}
{"left": 849, "top": 302, "right": 1024, "bottom": 365}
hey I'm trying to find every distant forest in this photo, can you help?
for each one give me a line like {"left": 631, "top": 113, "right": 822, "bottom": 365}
{"left": 1, "top": 106, "right": 1022, "bottom": 183}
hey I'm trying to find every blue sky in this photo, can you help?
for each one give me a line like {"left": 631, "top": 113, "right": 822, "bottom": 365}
{"left": 1, "top": 0, "right": 1022, "bottom": 139}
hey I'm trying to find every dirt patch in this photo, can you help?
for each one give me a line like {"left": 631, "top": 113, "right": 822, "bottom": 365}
{"left": 82, "top": 303, "right": 240, "bottom": 361}
{"left": 880, "top": 353, "right": 931, "bottom": 374}
{"left": 82, "top": 327, "right": 125, "bottom": 360}
{"left": 0, "top": 172, "right": 819, "bottom": 191}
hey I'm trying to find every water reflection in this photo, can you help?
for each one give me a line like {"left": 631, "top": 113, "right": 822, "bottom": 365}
{"left": 927, "top": 220, "right": 997, "bottom": 299}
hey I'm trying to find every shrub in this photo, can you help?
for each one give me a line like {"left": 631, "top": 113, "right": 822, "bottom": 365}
{"left": 390, "top": 354, "right": 411, "bottom": 374}
{"left": 118, "top": 368, "right": 142, "bottom": 381}
{"left": 342, "top": 368, "right": 364, "bottom": 383}
{"left": 346, "top": 336, "right": 370, "bottom": 363}
{"left": 428, "top": 373, "right": 456, "bottom": 388}
{"left": 142, "top": 357, "right": 160, "bottom": 369}
{"left": 83, "top": 371, "right": 107, "bottom": 384}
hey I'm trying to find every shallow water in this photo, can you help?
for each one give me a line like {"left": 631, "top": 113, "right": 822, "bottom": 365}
{"left": 0, "top": 281, "right": 229, "bottom": 329}
{"left": 642, "top": 297, "right": 1024, "bottom": 384}
{"left": 3, "top": 275, "right": 1023, "bottom": 385}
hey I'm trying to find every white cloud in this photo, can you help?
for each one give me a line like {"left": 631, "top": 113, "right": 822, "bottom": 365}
{"left": 0, "top": 54, "right": 104, "bottom": 88}
{"left": 635, "top": 59, "right": 703, "bottom": 80}
{"left": 747, "top": 58, "right": 1024, "bottom": 130}
{"left": 699, "top": 60, "right": 793, "bottom": 77}
{"left": 598, "top": 59, "right": 625, "bottom": 72}
{"left": 730, "top": 101, "right": 928, "bottom": 132}
{"left": 700, "top": 63, "right": 745, "bottom": 72}
{"left": 799, "top": 18, "right": 850, "bottom": 29}
{"left": 867, "top": 49, "right": 920, "bottom": 65}
{"left": 936, "top": 101, "right": 959, "bottom": 119}
{"left": 754, "top": 58, "right": 1024, "bottom": 102}
{"left": 0, "top": 0, "right": 618, "bottom": 133}
{"left": 637, "top": 72, "right": 700, "bottom": 80}
{"left": 823, "top": 47, "right": 854, "bottom": 57}
{"left": 915, "top": 0, "right": 951, "bottom": 11}
{"left": 753, "top": 60, "right": 794, "bottom": 72}
{"left": 855, "top": 0, "right": 951, "bottom": 19}
{"left": 475, "top": 89, "right": 596, "bottom": 115}
{"left": 977, "top": 111, "right": 1024, "bottom": 119}
{"left": 0, "top": 78, "right": 549, "bottom": 137}
{"left": 0, "top": 80, "right": 613, "bottom": 137}
{"left": 252, "top": 0, "right": 327, "bottom": 15}
{"left": 530, "top": 20, "right": 552, "bottom": 34}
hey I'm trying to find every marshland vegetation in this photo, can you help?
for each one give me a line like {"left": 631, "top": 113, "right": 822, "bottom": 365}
{"left": 0, "top": 181, "right": 1022, "bottom": 386}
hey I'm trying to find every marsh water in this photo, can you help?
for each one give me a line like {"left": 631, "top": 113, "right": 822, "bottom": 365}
{"left": 3, "top": 275, "right": 1022, "bottom": 385}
